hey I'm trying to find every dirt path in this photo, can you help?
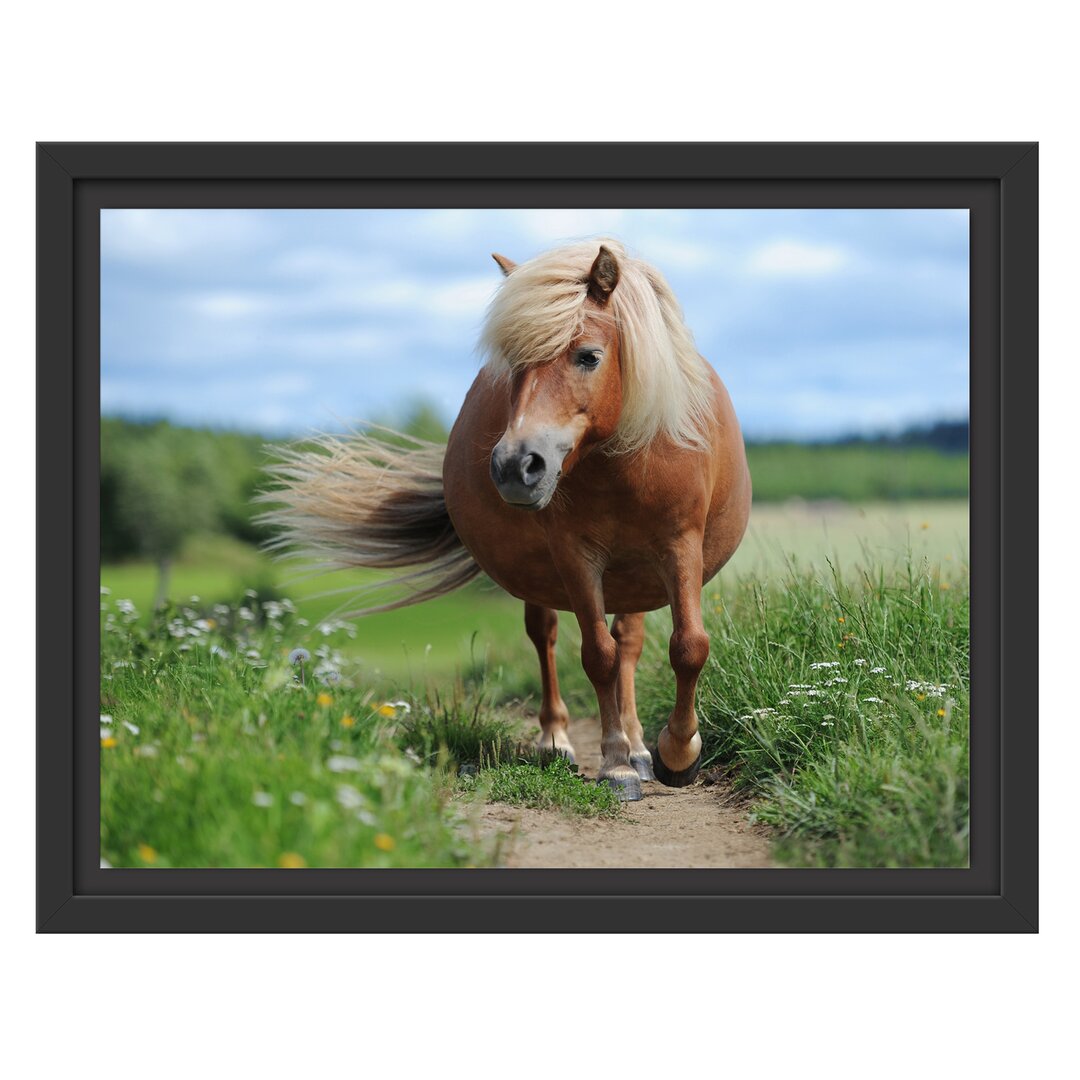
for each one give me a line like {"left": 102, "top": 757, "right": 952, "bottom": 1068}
{"left": 477, "top": 714, "right": 774, "bottom": 868}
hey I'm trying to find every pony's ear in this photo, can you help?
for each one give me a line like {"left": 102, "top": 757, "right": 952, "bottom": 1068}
{"left": 587, "top": 245, "right": 620, "bottom": 305}
{"left": 491, "top": 253, "right": 517, "bottom": 277}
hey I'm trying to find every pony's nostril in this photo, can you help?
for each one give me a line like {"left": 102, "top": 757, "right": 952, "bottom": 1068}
{"left": 519, "top": 452, "right": 546, "bottom": 487}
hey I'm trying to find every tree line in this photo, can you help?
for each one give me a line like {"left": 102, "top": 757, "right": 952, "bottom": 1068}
{"left": 101, "top": 409, "right": 969, "bottom": 600}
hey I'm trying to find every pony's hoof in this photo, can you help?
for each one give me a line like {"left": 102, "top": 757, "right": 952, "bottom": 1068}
{"left": 598, "top": 770, "right": 643, "bottom": 802}
{"left": 629, "top": 751, "right": 656, "bottom": 782}
{"left": 652, "top": 748, "right": 702, "bottom": 788}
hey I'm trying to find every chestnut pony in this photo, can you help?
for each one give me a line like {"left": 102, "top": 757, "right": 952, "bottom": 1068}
{"left": 264, "top": 240, "right": 750, "bottom": 800}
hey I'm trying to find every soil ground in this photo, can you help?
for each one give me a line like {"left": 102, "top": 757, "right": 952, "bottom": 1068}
{"left": 477, "top": 714, "right": 775, "bottom": 868}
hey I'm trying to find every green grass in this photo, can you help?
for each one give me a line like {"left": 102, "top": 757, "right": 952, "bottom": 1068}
{"left": 636, "top": 555, "right": 969, "bottom": 867}
{"left": 99, "top": 596, "right": 498, "bottom": 868}
{"left": 391, "top": 690, "right": 524, "bottom": 768}
{"left": 461, "top": 756, "right": 622, "bottom": 817}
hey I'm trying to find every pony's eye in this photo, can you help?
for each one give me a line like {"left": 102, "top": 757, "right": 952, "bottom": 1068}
{"left": 575, "top": 350, "right": 601, "bottom": 369}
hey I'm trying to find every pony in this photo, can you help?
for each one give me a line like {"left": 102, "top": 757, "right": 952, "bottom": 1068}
{"left": 263, "top": 239, "right": 751, "bottom": 801}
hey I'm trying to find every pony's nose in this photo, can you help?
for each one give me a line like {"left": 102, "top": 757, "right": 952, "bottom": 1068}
{"left": 490, "top": 445, "right": 548, "bottom": 502}
{"left": 518, "top": 452, "right": 546, "bottom": 487}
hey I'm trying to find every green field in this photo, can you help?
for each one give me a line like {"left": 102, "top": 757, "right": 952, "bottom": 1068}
{"left": 102, "top": 500, "right": 967, "bottom": 686}
{"left": 745, "top": 443, "right": 967, "bottom": 502}
{"left": 101, "top": 499, "right": 969, "bottom": 868}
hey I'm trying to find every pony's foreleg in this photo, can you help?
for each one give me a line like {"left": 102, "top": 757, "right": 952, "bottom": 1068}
{"left": 611, "top": 613, "right": 655, "bottom": 781}
{"left": 553, "top": 559, "right": 641, "bottom": 801}
{"left": 524, "top": 603, "right": 575, "bottom": 762}
{"left": 653, "top": 536, "right": 708, "bottom": 787}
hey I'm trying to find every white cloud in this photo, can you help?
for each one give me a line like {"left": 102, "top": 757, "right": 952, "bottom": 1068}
{"left": 188, "top": 291, "right": 268, "bottom": 319}
{"left": 101, "top": 209, "right": 266, "bottom": 262}
{"left": 746, "top": 239, "right": 850, "bottom": 277}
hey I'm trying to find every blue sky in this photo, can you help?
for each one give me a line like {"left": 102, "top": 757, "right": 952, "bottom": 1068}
{"left": 101, "top": 207, "right": 968, "bottom": 440}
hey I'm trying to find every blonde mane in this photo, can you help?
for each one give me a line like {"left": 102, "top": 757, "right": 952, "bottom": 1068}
{"left": 480, "top": 239, "right": 716, "bottom": 454}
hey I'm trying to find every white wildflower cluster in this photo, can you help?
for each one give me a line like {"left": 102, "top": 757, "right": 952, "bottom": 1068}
{"left": 326, "top": 755, "right": 362, "bottom": 773}
{"left": 312, "top": 642, "right": 347, "bottom": 685}
{"left": 332, "top": 784, "right": 379, "bottom": 825}
{"left": 102, "top": 596, "right": 140, "bottom": 635}
{"left": 905, "top": 679, "right": 948, "bottom": 697}
{"left": 734, "top": 657, "right": 954, "bottom": 733}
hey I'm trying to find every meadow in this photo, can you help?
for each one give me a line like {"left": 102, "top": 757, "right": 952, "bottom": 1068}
{"left": 100, "top": 497, "right": 968, "bottom": 869}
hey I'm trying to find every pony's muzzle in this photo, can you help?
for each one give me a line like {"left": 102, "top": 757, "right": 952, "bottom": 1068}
{"left": 490, "top": 442, "right": 551, "bottom": 508}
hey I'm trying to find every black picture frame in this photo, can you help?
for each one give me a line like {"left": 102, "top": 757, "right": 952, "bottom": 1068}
{"left": 37, "top": 142, "right": 1038, "bottom": 933}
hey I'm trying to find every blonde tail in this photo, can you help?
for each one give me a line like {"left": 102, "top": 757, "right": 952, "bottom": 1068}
{"left": 257, "top": 428, "right": 480, "bottom": 616}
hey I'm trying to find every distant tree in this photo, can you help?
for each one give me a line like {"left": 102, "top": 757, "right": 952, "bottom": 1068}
{"left": 99, "top": 403, "right": 453, "bottom": 605}
{"left": 102, "top": 421, "right": 221, "bottom": 608}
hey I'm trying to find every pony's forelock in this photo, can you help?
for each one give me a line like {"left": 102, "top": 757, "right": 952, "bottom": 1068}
{"left": 480, "top": 239, "right": 714, "bottom": 453}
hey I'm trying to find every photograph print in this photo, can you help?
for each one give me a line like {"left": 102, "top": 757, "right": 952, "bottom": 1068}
{"left": 99, "top": 206, "right": 969, "bottom": 870}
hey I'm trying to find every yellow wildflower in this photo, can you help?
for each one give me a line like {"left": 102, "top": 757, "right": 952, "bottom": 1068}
{"left": 373, "top": 833, "right": 396, "bottom": 852}
{"left": 377, "top": 703, "right": 397, "bottom": 718}
{"left": 937, "top": 708, "right": 946, "bottom": 717}
{"left": 277, "top": 852, "right": 307, "bottom": 869}
{"left": 837, "top": 616, "right": 845, "bottom": 624}
{"left": 137, "top": 843, "right": 157, "bottom": 864}
{"left": 101, "top": 736, "right": 118, "bottom": 749}
{"left": 341, "top": 715, "right": 356, "bottom": 728}
{"left": 940, "top": 582, "right": 952, "bottom": 591}
{"left": 316, "top": 692, "right": 333, "bottom": 708}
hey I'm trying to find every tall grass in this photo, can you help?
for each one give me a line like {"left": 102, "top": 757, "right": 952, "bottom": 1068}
{"left": 636, "top": 554, "right": 969, "bottom": 867}
{"left": 99, "top": 593, "right": 496, "bottom": 868}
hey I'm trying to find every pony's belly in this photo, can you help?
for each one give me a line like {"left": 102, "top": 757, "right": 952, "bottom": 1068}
{"left": 470, "top": 538, "right": 671, "bottom": 614}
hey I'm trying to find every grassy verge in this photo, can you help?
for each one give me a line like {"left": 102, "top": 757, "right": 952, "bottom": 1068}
{"left": 637, "top": 556, "right": 969, "bottom": 867}
{"left": 99, "top": 594, "right": 498, "bottom": 868}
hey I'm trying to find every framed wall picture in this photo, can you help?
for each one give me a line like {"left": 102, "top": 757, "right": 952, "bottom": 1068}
{"left": 37, "top": 142, "right": 1037, "bottom": 932}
